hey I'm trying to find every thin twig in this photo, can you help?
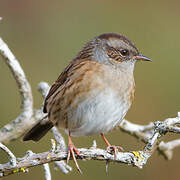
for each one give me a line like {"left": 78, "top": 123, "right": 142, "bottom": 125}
{"left": 159, "top": 139, "right": 180, "bottom": 160}
{"left": 38, "top": 82, "right": 50, "bottom": 98}
{"left": 51, "top": 127, "right": 66, "bottom": 151}
{"left": 54, "top": 161, "right": 72, "bottom": 174}
{"left": 91, "top": 140, "right": 97, "bottom": 149}
{"left": 43, "top": 164, "right": 51, "bottom": 180}
{"left": 0, "top": 143, "right": 16, "bottom": 167}
{"left": 51, "top": 127, "right": 72, "bottom": 174}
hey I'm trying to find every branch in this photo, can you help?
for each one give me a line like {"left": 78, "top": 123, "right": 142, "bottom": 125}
{"left": 0, "top": 143, "right": 16, "bottom": 167}
{"left": 0, "top": 38, "right": 34, "bottom": 144}
{"left": 43, "top": 164, "right": 51, "bottom": 180}
{"left": 159, "top": 139, "right": 180, "bottom": 159}
{"left": 118, "top": 115, "right": 180, "bottom": 160}
{"left": 0, "top": 115, "right": 179, "bottom": 177}
{"left": 51, "top": 127, "right": 72, "bottom": 174}
{"left": 0, "top": 39, "right": 69, "bottom": 175}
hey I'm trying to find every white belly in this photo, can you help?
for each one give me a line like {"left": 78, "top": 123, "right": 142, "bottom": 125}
{"left": 66, "top": 89, "right": 130, "bottom": 137}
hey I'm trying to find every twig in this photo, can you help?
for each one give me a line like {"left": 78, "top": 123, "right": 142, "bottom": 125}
{"left": 43, "top": 164, "right": 51, "bottom": 180}
{"left": 159, "top": 139, "right": 180, "bottom": 160}
{"left": 118, "top": 115, "right": 180, "bottom": 159}
{"left": 51, "top": 127, "right": 66, "bottom": 151}
{"left": 0, "top": 38, "right": 34, "bottom": 144}
{"left": 50, "top": 139, "right": 56, "bottom": 153}
{"left": 51, "top": 127, "right": 72, "bottom": 174}
{"left": 0, "top": 143, "right": 16, "bottom": 167}
{"left": 38, "top": 82, "right": 50, "bottom": 98}
{"left": 91, "top": 140, "right": 97, "bottom": 149}
{"left": 54, "top": 161, "right": 72, "bottom": 174}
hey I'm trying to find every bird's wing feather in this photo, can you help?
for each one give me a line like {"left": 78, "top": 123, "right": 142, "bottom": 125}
{"left": 43, "top": 58, "right": 99, "bottom": 113}
{"left": 43, "top": 60, "right": 75, "bottom": 113}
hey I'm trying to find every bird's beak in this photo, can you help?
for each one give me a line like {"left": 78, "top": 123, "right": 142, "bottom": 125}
{"left": 134, "top": 54, "right": 152, "bottom": 62}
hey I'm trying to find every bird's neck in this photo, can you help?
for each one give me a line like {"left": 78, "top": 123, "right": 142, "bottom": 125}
{"left": 102, "top": 62, "right": 135, "bottom": 91}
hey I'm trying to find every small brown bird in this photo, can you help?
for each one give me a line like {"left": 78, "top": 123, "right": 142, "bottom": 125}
{"left": 23, "top": 33, "right": 151, "bottom": 172}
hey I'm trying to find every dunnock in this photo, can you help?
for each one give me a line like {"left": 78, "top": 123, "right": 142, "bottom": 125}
{"left": 23, "top": 33, "right": 151, "bottom": 172}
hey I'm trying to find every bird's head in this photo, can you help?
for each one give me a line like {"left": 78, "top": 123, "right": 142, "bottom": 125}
{"left": 76, "top": 33, "right": 151, "bottom": 70}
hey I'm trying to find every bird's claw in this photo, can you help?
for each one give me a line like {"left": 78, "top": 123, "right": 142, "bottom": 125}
{"left": 67, "top": 143, "right": 83, "bottom": 174}
{"left": 107, "top": 145, "right": 124, "bottom": 159}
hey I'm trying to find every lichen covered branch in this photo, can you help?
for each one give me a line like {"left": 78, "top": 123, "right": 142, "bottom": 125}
{"left": 118, "top": 115, "right": 180, "bottom": 159}
{"left": 0, "top": 114, "right": 180, "bottom": 177}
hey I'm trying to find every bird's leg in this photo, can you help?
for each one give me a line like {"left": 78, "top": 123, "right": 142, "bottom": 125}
{"left": 100, "top": 133, "right": 124, "bottom": 158}
{"left": 67, "top": 131, "right": 82, "bottom": 173}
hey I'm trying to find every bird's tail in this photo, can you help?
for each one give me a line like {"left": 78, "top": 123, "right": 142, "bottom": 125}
{"left": 23, "top": 116, "right": 53, "bottom": 142}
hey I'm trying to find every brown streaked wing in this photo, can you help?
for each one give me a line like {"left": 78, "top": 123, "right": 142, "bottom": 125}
{"left": 43, "top": 58, "right": 91, "bottom": 113}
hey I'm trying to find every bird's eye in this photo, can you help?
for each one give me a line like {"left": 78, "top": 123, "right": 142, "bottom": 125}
{"left": 120, "top": 49, "right": 129, "bottom": 56}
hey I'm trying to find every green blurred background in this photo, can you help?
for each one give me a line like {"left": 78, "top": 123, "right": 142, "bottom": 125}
{"left": 0, "top": 0, "right": 180, "bottom": 179}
